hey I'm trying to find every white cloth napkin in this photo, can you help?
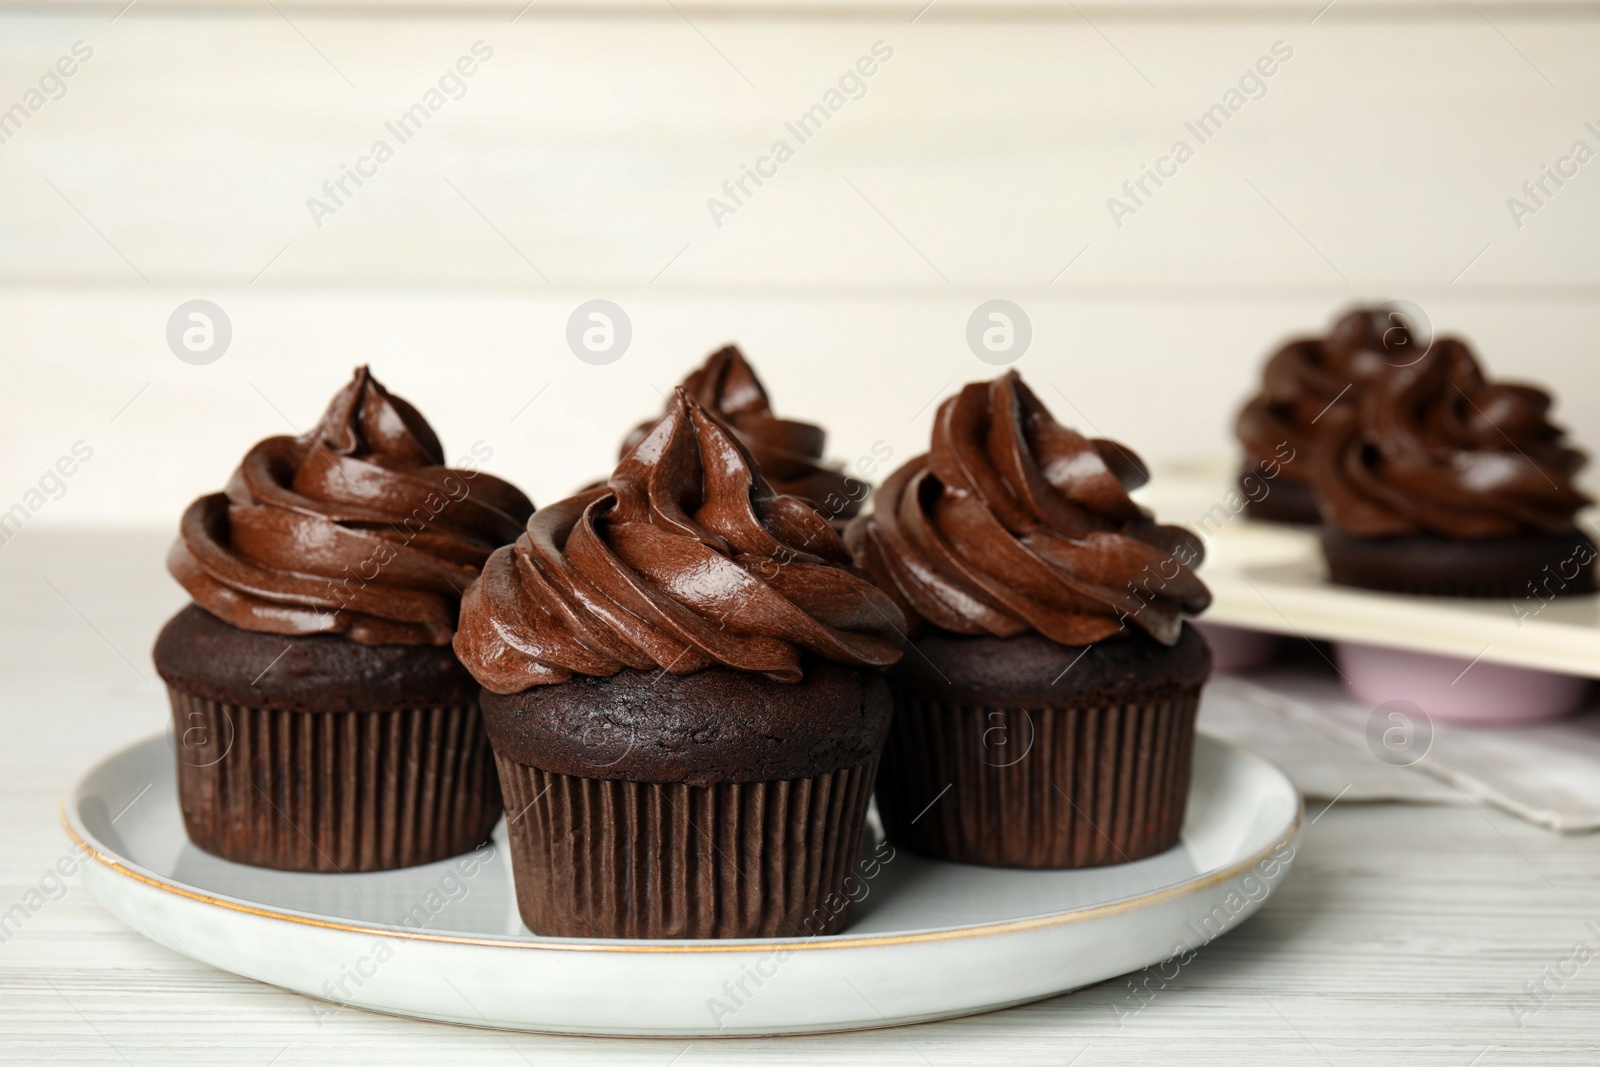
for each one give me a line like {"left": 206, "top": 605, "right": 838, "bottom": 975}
{"left": 1198, "top": 674, "right": 1457, "bottom": 806}
{"left": 1200, "top": 665, "right": 1600, "bottom": 832}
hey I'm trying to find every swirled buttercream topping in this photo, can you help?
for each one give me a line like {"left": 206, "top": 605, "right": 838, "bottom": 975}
{"left": 1236, "top": 306, "right": 1414, "bottom": 480}
{"left": 846, "top": 372, "right": 1210, "bottom": 647}
{"left": 168, "top": 367, "right": 534, "bottom": 646}
{"left": 622, "top": 346, "right": 859, "bottom": 517}
{"left": 455, "top": 389, "right": 905, "bottom": 693}
{"left": 1312, "top": 339, "right": 1590, "bottom": 538}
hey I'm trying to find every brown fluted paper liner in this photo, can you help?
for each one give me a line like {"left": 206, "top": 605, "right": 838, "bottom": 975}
{"left": 168, "top": 689, "right": 502, "bottom": 872}
{"left": 497, "top": 756, "right": 878, "bottom": 939}
{"left": 875, "top": 693, "right": 1200, "bottom": 869}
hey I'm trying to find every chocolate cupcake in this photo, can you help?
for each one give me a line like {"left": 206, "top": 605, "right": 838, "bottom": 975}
{"left": 620, "top": 345, "right": 865, "bottom": 526}
{"left": 1236, "top": 307, "right": 1415, "bottom": 523}
{"left": 153, "top": 367, "right": 534, "bottom": 872}
{"left": 454, "top": 389, "right": 904, "bottom": 939}
{"left": 1312, "top": 338, "right": 1595, "bottom": 598}
{"left": 846, "top": 372, "right": 1212, "bottom": 869}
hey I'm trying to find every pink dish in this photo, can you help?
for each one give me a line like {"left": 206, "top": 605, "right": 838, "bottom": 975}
{"left": 1195, "top": 622, "right": 1285, "bottom": 674}
{"left": 1334, "top": 640, "right": 1592, "bottom": 724}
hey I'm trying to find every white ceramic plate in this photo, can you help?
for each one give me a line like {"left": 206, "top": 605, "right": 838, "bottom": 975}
{"left": 65, "top": 732, "right": 1301, "bottom": 1037}
{"left": 1139, "top": 466, "right": 1600, "bottom": 680}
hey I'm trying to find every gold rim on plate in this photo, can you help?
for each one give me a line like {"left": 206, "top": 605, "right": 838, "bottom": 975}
{"left": 62, "top": 746, "right": 1302, "bottom": 955}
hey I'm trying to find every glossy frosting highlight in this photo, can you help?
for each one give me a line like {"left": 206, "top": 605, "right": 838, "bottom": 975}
{"left": 1236, "top": 306, "right": 1416, "bottom": 481}
{"left": 455, "top": 389, "right": 905, "bottom": 693}
{"left": 623, "top": 346, "right": 859, "bottom": 518}
{"left": 846, "top": 373, "right": 1210, "bottom": 648}
{"left": 169, "top": 367, "right": 534, "bottom": 646}
{"left": 1312, "top": 339, "right": 1591, "bottom": 539}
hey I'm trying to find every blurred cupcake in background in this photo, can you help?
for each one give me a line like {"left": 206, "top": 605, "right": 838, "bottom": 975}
{"left": 1235, "top": 306, "right": 1417, "bottom": 524}
{"left": 1312, "top": 337, "right": 1594, "bottom": 599}
{"left": 617, "top": 345, "right": 868, "bottom": 528}
{"left": 847, "top": 371, "right": 1212, "bottom": 869}
{"left": 153, "top": 367, "right": 534, "bottom": 872}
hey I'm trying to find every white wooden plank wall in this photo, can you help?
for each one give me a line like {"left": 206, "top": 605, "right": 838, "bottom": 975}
{"left": 0, "top": 2, "right": 1597, "bottom": 521}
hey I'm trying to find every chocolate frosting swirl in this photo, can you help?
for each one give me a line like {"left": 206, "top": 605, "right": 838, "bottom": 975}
{"left": 169, "top": 367, "right": 534, "bottom": 646}
{"left": 623, "top": 346, "right": 859, "bottom": 518}
{"left": 455, "top": 389, "right": 905, "bottom": 693}
{"left": 1237, "top": 307, "right": 1416, "bottom": 481}
{"left": 846, "top": 372, "right": 1211, "bottom": 648}
{"left": 1312, "top": 339, "right": 1591, "bottom": 538}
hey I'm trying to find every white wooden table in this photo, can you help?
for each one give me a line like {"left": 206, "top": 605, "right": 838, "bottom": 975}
{"left": 3, "top": 526, "right": 1598, "bottom": 1065}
